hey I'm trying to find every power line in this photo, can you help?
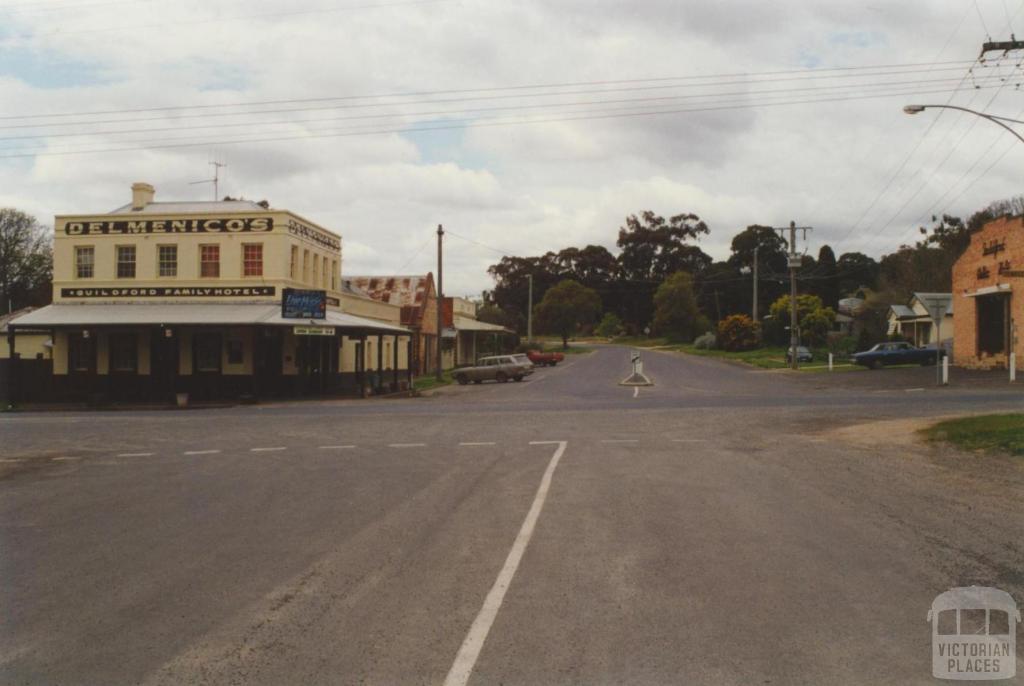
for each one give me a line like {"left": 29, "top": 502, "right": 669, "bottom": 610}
{"left": 0, "top": 82, "right": 1005, "bottom": 160}
{"left": 0, "top": 74, "right": 1005, "bottom": 146}
{"left": 0, "top": 60, "right": 979, "bottom": 122}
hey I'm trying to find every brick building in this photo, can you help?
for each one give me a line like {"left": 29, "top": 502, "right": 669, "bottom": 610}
{"left": 951, "top": 215, "right": 1022, "bottom": 370}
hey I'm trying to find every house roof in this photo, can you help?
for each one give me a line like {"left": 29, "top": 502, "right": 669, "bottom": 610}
{"left": 889, "top": 305, "right": 915, "bottom": 319}
{"left": 911, "top": 292, "right": 954, "bottom": 315}
{"left": 345, "top": 275, "right": 433, "bottom": 308}
{"left": 108, "top": 200, "right": 268, "bottom": 214}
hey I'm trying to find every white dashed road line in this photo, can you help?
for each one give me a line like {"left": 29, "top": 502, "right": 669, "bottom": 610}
{"left": 53, "top": 456, "right": 81, "bottom": 461}
{"left": 388, "top": 443, "right": 426, "bottom": 448}
{"left": 458, "top": 442, "right": 496, "bottom": 446}
{"left": 250, "top": 447, "right": 287, "bottom": 452}
{"left": 183, "top": 449, "right": 220, "bottom": 456}
{"left": 444, "top": 440, "right": 567, "bottom": 686}
{"left": 319, "top": 445, "right": 356, "bottom": 450}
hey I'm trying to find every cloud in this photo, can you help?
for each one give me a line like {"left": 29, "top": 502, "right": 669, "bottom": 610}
{"left": 0, "top": 0, "right": 1018, "bottom": 299}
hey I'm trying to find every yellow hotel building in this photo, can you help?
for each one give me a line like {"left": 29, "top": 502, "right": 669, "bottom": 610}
{"left": 6, "top": 183, "right": 412, "bottom": 404}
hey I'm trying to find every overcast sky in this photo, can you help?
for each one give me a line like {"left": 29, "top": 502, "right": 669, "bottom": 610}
{"left": 1, "top": 0, "right": 1022, "bottom": 297}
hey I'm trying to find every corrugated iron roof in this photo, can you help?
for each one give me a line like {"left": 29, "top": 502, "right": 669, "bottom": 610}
{"left": 9, "top": 303, "right": 408, "bottom": 334}
{"left": 345, "top": 275, "right": 433, "bottom": 308}
{"left": 109, "top": 200, "right": 268, "bottom": 214}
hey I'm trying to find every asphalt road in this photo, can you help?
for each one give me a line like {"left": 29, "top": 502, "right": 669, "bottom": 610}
{"left": 1, "top": 346, "right": 1022, "bottom": 685}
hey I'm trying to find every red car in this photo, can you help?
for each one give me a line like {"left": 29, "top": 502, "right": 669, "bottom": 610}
{"left": 526, "top": 349, "right": 564, "bottom": 367}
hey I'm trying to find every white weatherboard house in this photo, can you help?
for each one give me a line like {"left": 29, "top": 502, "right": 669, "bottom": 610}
{"left": 886, "top": 292, "right": 954, "bottom": 348}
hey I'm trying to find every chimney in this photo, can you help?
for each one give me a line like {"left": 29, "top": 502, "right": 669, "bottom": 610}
{"left": 131, "top": 182, "right": 155, "bottom": 210}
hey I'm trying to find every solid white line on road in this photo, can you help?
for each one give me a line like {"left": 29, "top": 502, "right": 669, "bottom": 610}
{"left": 388, "top": 443, "right": 426, "bottom": 448}
{"left": 601, "top": 439, "right": 639, "bottom": 443}
{"left": 183, "top": 449, "right": 220, "bottom": 455}
{"left": 117, "top": 452, "right": 154, "bottom": 457}
{"left": 250, "top": 447, "right": 287, "bottom": 452}
{"left": 443, "top": 440, "right": 567, "bottom": 686}
{"left": 633, "top": 386, "right": 639, "bottom": 398}
{"left": 459, "top": 442, "right": 496, "bottom": 446}
{"left": 318, "top": 445, "right": 356, "bottom": 450}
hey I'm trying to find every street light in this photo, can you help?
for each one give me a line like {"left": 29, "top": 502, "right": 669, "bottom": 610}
{"left": 903, "top": 104, "right": 1024, "bottom": 145}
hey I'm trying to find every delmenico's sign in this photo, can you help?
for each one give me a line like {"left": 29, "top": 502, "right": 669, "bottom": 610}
{"left": 63, "top": 217, "right": 272, "bottom": 235}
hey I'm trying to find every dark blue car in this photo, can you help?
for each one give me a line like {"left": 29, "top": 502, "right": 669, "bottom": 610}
{"left": 852, "top": 342, "right": 945, "bottom": 369}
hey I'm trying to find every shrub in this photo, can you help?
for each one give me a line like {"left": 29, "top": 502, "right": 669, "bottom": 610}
{"left": 595, "top": 312, "right": 624, "bottom": 339}
{"left": 717, "top": 314, "right": 761, "bottom": 351}
{"left": 694, "top": 332, "right": 716, "bottom": 350}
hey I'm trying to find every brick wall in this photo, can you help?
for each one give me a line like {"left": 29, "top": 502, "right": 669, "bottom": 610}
{"left": 951, "top": 216, "right": 1023, "bottom": 369}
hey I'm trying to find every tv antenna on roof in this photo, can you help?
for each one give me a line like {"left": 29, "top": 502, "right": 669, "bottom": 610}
{"left": 189, "top": 161, "right": 227, "bottom": 200}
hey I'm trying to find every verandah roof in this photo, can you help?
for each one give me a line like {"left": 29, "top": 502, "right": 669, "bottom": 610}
{"left": 8, "top": 303, "right": 409, "bottom": 335}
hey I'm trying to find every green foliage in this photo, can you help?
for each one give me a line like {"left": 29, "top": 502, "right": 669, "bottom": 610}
{"left": 595, "top": 312, "right": 624, "bottom": 338}
{"left": 533, "top": 279, "right": 602, "bottom": 348}
{"left": 924, "top": 414, "right": 1024, "bottom": 456}
{"left": 0, "top": 208, "right": 52, "bottom": 311}
{"left": 827, "top": 335, "right": 857, "bottom": 356}
{"left": 652, "top": 271, "right": 701, "bottom": 342}
{"left": 693, "top": 332, "right": 716, "bottom": 350}
{"left": 767, "top": 294, "right": 836, "bottom": 346}
{"left": 717, "top": 314, "right": 760, "bottom": 351}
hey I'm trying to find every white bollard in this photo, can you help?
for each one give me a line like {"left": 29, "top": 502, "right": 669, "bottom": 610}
{"left": 942, "top": 356, "right": 949, "bottom": 386}
{"left": 1011, "top": 353, "right": 1017, "bottom": 383}
{"left": 828, "top": 353, "right": 833, "bottom": 372}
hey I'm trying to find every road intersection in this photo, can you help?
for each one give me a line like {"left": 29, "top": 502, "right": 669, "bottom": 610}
{"left": 1, "top": 346, "right": 1021, "bottom": 684}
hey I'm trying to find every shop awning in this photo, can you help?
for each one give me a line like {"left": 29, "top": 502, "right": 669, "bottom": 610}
{"left": 964, "top": 283, "right": 1012, "bottom": 297}
{"left": 7, "top": 303, "right": 410, "bottom": 334}
{"left": 452, "top": 315, "right": 513, "bottom": 333}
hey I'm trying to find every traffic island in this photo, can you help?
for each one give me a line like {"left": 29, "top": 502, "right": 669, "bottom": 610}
{"left": 619, "top": 350, "right": 653, "bottom": 386}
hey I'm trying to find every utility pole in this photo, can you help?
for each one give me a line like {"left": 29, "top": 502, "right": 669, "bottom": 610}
{"left": 436, "top": 224, "right": 444, "bottom": 381}
{"left": 774, "top": 221, "right": 813, "bottom": 370}
{"left": 752, "top": 245, "right": 759, "bottom": 322}
{"left": 526, "top": 273, "right": 533, "bottom": 344}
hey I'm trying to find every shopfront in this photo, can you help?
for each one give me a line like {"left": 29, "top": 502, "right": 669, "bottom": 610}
{"left": 3, "top": 183, "right": 411, "bottom": 404}
{"left": 951, "top": 215, "right": 1022, "bottom": 370}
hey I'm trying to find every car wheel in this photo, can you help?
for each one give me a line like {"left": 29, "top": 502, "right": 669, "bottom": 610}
{"left": 495, "top": 372, "right": 508, "bottom": 383}
{"left": 456, "top": 374, "right": 468, "bottom": 385}
{"left": 514, "top": 375, "right": 523, "bottom": 382}
{"left": 871, "top": 360, "right": 882, "bottom": 370}
{"left": 473, "top": 379, "right": 482, "bottom": 384}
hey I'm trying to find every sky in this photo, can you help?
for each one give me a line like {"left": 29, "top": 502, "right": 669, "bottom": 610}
{"left": 1, "top": 0, "right": 1023, "bottom": 298}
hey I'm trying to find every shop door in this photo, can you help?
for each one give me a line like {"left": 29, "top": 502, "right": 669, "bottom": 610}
{"left": 150, "top": 330, "right": 179, "bottom": 402}
{"left": 255, "top": 329, "right": 283, "bottom": 397}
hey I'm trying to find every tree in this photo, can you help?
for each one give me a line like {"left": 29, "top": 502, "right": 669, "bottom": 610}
{"left": 767, "top": 294, "right": 836, "bottom": 346}
{"left": 486, "top": 254, "right": 560, "bottom": 333}
{"left": 0, "top": 208, "right": 52, "bottom": 311}
{"left": 652, "top": 272, "right": 701, "bottom": 342}
{"left": 617, "top": 211, "right": 711, "bottom": 282}
{"left": 717, "top": 314, "right": 760, "bottom": 351}
{"left": 595, "top": 312, "right": 624, "bottom": 338}
{"left": 812, "top": 244, "right": 839, "bottom": 309}
{"left": 615, "top": 211, "right": 711, "bottom": 330}
{"left": 533, "top": 279, "right": 601, "bottom": 348}
{"left": 835, "top": 252, "right": 879, "bottom": 296}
